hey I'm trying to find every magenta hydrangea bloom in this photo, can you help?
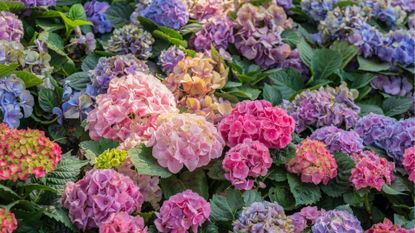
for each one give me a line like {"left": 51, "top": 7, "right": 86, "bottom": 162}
{"left": 222, "top": 139, "right": 272, "bottom": 190}
{"left": 0, "top": 12, "right": 23, "bottom": 42}
{"left": 312, "top": 210, "right": 363, "bottom": 233}
{"left": 403, "top": 146, "right": 415, "bottom": 182}
{"left": 366, "top": 218, "right": 411, "bottom": 233}
{"left": 148, "top": 113, "right": 224, "bottom": 173}
{"left": 218, "top": 100, "right": 295, "bottom": 148}
{"left": 158, "top": 46, "right": 186, "bottom": 74}
{"left": 190, "top": 16, "right": 234, "bottom": 52}
{"left": 99, "top": 212, "right": 147, "bottom": 233}
{"left": 350, "top": 151, "right": 395, "bottom": 191}
{"left": 86, "top": 72, "right": 177, "bottom": 144}
{"left": 0, "top": 208, "right": 17, "bottom": 233}
{"left": 155, "top": 190, "right": 210, "bottom": 233}
{"left": 309, "top": 126, "right": 364, "bottom": 155}
{"left": 62, "top": 169, "right": 144, "bottom": 231}
{"left": 290, "top": 206, "right": 326, "bottom": 233}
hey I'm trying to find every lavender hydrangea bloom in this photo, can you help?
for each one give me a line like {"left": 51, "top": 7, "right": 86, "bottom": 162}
{"left": 348, "top": 22, "right": 383, "bottom": 58}
{"left": 130, "top": 0, "right": 153, "bottom": 24}
{"left": 279, "top": 49, "right": 309, "bottom": 78}
{"left": 190, "top": 16, "right": 234, "bottom": 52}
{"left": 361, "top": 0, "right": 406, "bottom": 28}
{"left": 383, "top": 118, "right": 415, "bottom": 163}
{"left": 0, "top": 12, "right": 23, "bottom": 42}
{"left": 84, "top": 0, "right": 112, "bottom": 34}
{"left": 371, "top": 75, "right": 413, "bottom": 96}
{"left": 20, "top": 0, "right": 55, "bottom": 7}
{"left": 301, "top": 0, "right": 339, "bottom": 21}
{"left": 277, "top": 0, "right": 293, "bottom": 12}
{"left": 0, "top": 75, "right": 34, "bottom": 128}
{"left": 158, "top": 46, "right": 185, "bottom": 74}
{"left": 309, "top": 126, "right": 364, "bottom": 155}
{"left": 60, "top": 84, "right": 94, "bottom": 121}
{"left": 312, "top": 210, "right": 363, "bottom": 233}
{"left": 392, "top": 0, "right": 415, "bottom": 12}
{"left": 140, "top": 0, "right": 189, "bottom": 29}
{"left": 233, "top": 201, "right": 294, "bottom": 232}
{"left": 354, "top": 113, "right": 397, "bottom": 148}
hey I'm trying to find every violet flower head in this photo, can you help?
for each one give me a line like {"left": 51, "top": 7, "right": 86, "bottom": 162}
{"left": 392, "top": 0, "right": 415, "bottom": 12}
{"left": 277, "top": 0, "right": 293, "bottom": 12}
{"left": 383, "top": 118, "right": 415, "bottom": 163}
{"left": 371, "top": 75, "right": 413, "bottom": 96}
{"left": 20, "top": 0, "right": 56, "bottom": 7}
{"left": 301, "top": 0, "right": 339, "bottom": 21}
{"left": 130, "top": 0, "right": 153, "bottom": 24}
{"left": 290, "top": 206, "right": 326, "bottom": 233}
{"left": 158, "top": 46, "right": 185, "bottom": 74}
{"left": 361, "top": 0, "right": 407, "bottom": 28}
{"left": 190, "top": 16, "right": 234, "bottom": 52}
{"left": 354, "top": 113, "right": 396, "bottom": 149}
{"left": 84, "top": 0, "right": 112, "bottom": 34}
{"left": 0, "top": 11, "right": 23, "bottom": 42}
{"left": 140, "top": 0, "right": 189, "bottom": 29}
{"left": 312, "top": 210, "right": 363, "bottom": 233}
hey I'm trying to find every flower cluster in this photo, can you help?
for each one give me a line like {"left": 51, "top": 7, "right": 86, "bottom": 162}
{"left": 99, "top": 212, "right": 147, "bottom": 233}
{"left": 234, "top": 3, "right": 293, "bottom": 68}
{"left": 219, "top": 100, "right": 295, "bottom": 148}
{"left": 158, "top": 46, "right": 185, "bottom": 74}
{"left": 287, "top": 139, "right": 337, "bottom": 185}
{"left": 350, "top": 151, "right": 395, "bottom": 191}
{"left": 233, "top": 201, "right": 294, "bottom": 232}
{"left": 87, "top": 72, "right": 177, "bottom": 143}
{"left": 403, "top": 146, "right": 415, "bottom": 182}
{"left": 283, "top": 83, "right": 360, "bottom": 133}
{"left": 155, "top": 190, "right": 210, "bottom": 233}
{"left": 104, "top": 24, "right": 154, "bottom": 59}
{"left": 309, "top": 126, "right": 364, "bottom": 155}
{"left": 95, "top": 148, "right": 128, "bottom": 169}
{"left": 0, "top": 11, "right": 23, "bottom": 42}
{"left": 367, "top": 218, "right": 410, "bottom": 233}
{"left": 0, "top": 124, "right": 61, "bottom": 181}
{"left": 188, "top": 0, "right": 233, "bottom": 22}
{"left": 186, "top": 95, "right": 232, "bottom": 124}
{"left": 0, "top": 75, "right": 34, "bottom": 128}
{"left": 84, "top": 0, "right": 112, "bottom": 34}
{"left": 312, "top": 210, "right": 363, "bottom": 233}
{"left": 54, "top": 83, "right": 94, "bottom": 122}
{"left": 222, "top": 139, "right": 272, "bottom": 190}
{"left": 130, "top": 0, "right": 153, "bottom": 24}
{"left": 141, "top": 0, "right": 189, "bottom": 29}
{"left": 277, "top": 0, "right": 294, "bottom": 12}
{"left": 301, "top": 0, "right": 339, "bottom": 21}
{"left": 66, "top": 29, "right": 96, "bottom": 59}
{"left": 392, "top": 0, "right": 415, "bottom": 12}
{"left": 360, "top": 0, "right": 407, "bottom": 28}
{"left": 86, "top": 54, "right": 149, "bottom": 97}
{"left": 62, "top": 169, "right": 144, "bottom": 231}
{"left": 190, "top": 16, "right": 234, "bottom": 52}
{"left": 290, "top": 206, "right": 326, "bottom": 233}
{"left": 20, "top": 0, "right": 55, "bottom": 7}
{"left": 148, "top": 113, "right": 224, "bottom": 173}
{"left": 371, "top": 75, "right": 413, "bottom": 96}
{"left": 0, "top": 208, "right": 17, "bottom": 233}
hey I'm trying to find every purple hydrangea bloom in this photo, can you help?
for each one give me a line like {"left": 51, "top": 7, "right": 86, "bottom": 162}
{"left": 354, "top": 113, "right": 397, "bottom": 148}
{"left": 383, "top": 118, "right": 415, "bottom": 163}
{"left": 361, "top": 0, "right": 406, "bottom": 28}
{"left": 84, "top": 0, "right": 112, "bottom": 34}
{"left": 290, "top": 207, "right": 326, "bottom": 233}
{"left": 158, "top": 46, "right": 185, "bottom": 74}
{"left": 348, "top": 22, "right": 383, "bottom": 58}
{"left": 130, "top": 0, "right": 153, "bottom": 24}
{"left": 190, "top": 16, "right": 234, "bottom": 52}
{"left": 301, "top": 0, "right": 339, "bottom": 21}
{"left": 140, "top": 0, "right": 189, "bottom": 29}
{"left": 233, "top": 201, "right": 295, "bottom": 232}
{"left": 0, "top": 75, "right": 34, "bottom": 128}
{"left": 312, "top": 210, "right": 363, "bottom": 233}
{"left": 277, "top": 0, "right": 293, "bottom": 12}
{"left": 0, "top": 12, "right": 23, "bottom": 42}
{"left": 279, "top": 49, "right": 309, "bottom": 78}
{"left": 309, "top": 126, "right": 364, "bottom": 155}
{"left": 392, "top": 0, "right": 415, "bottom": 12}
{"left": 371, "top": 75, "right": 413, "bottom": 96}
{"left": 20, "top": 0, "right": 55, "bottom": 7}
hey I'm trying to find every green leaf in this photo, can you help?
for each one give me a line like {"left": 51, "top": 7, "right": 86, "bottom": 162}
{"left": 14, "top": 71, "right": 43, "bottom": 88}
{"left": 44, "top": 206, "right": 78, "bottom": 232}
{"left": 65, "top": 71, "right": 90, "bottom": 90}
{"left": 128, "top": 145, "right": 172, "bottom": 178}
{"left": 153, "top": 30, "right": 187, "bottom": 48}
{"left": 207, "top": 160, "right": 226, "bottom": 180}
{"left": 298, "top": 38, "right": 314, "bottom": 67}
{"left": 38, "top": 89, "right": 58, "bottom": 113}
{"left": 38, "top": 31, "right": 66, "bottom": 56}
{"left": 281, "top": 29, "right": 299, "bottom": 47}
{"left": 16, "top": 184, "right": 57, "bottom": 194}
{"left": 158, "top": 26, "right": 183, "bottom": 40}
{"left": 343, "top": 192, "right": 364, "bottom": 207}
{"left": 269, "top": 68, "right": 305, "bottom": 100}
{"left": 335, "top": 0, "right": 359, "bottom": 7}
{"left": 0, "top": 64, "right": 18, "bottom": 77}
{"left": 180, "top": 23, "right": 203, "bottom": 35}
{"left": 357, "top": 56, "right": 391, "bottom": 72}
{"left": 357, "top": 103, "right": 384, "bottom": 116}
{"left": 262, "top": 84, "right": 282, "bottom": 105}
{"left": 268, "top": 184, "right": 296, "bottom": 210}
{"left": 382, "top": 96, "right": 413, "bottom": 117}
{"left": 243, "top": 190, "right": 263, "bottom": 206}
{"left": 138, "top": 16, "right": 159, "bottom": 32}
{"left": 331, "top": 41, "right": 358, "bottom": 68}
{"left": 287, "top": 173, "right": 322, "bottom": 206}
{"left": 160, "top": 169, "right": 209, "bottom": 199}
{"left": 0, "top": 1, "right": 24, "bottom": 11}
{"left": 0, "top": 184, "right": 20, "bottom": 202}
{"left": 321, "top": 153, "right": 354, "bottom": 197}
{"left": 200, "top": 222, "right": 219, "bottom": 233}
{"left": 225, "top": 86, "right": 261, "bottom": 100}
{"left": 338, "top": 71, "right": 374, "bottom": 89}
{"left": 68, "top": 4, "right": 87, "bottom": 20}
{"left": 36, "top": 19, "right": 65, "bottom": 32}
{"left": 311, "top": 49, "right": 343, "bottom": 80}
{"left": 81, "top": 53, "right": 100, "bottom": 71}
{"left": 106, "top": 3, "right": 135, "bottom": 28}
{"left": 56, "top": 0, "right": 79, "bottom": 5}
{"left": 268, "top": 167, "right": 287, "bottom": 182}
{"left": 210, "top": 189, "right": 243, "bottom": 223}
{"left": 79, "top": 138, "right": 119, "bottom": 164}
{"left": 382, "top": 184, "right": 405, "bottom": 196}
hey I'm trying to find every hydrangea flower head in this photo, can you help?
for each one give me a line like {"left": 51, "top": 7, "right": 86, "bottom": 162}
{"left": 99, "top": 212, "right": 147, "bottom": 233}
{"left": 233, "top": 201, "right": 294, "bottom": 232}
{"left": 155, "top": 190, "right": 210, "bottom": 233}
{"left": 141, "top": 0, "right": 189, "bottom": 29}
{"left": 366, "top": 218, "right": 411, "bottom": 233}
{"left": 371, "top": 75, "right": 413, "bottom": 96}
{"left": 95, "top": 148, "right": 128, "bottom": 169}
{"left": 0, "top": 208, "right": 17, "bottom": 233}
{"left": 354, "top": 113, "right": 396, "bottom": 148}
{"left": 185, "top": 95, "right": 232, "bottom": 124}
{"left": 403, "top": 146, "right": 415, "bottom": 182}
{"left": 312, "top": 210, "right": 363, "bottom": 233}
{"left": 350, "top": 151, "right": 395, "bottom": 191}
{"left": 301, "top": 0, "right": 339, "bottom": 21}
{"left": 158, "top": 46, "right": 185, "bottom": 74}
{"left": 87, "top": 72, "right": 177, "bottom": 143}
{"left": 148, "top": 113, "right": 224, "bottom": 173}
{"left": 222, "top": 139, "right": 272, "bottom": 190}
{"left": 287, "top": 139, "right": 337, "bottom": 185}
{"left": 0, "top": 11, "right": 23, "bottom": 42}
{"left": 84, "top": 0, "right": 112, "bottom": 33}
{"left": 20, "top": 0, "right": 56, "bottom": 7}
{"left": 219, "top": 100, "right": 295, "bottom": 148}
{"left": 190, "top": 16, "right": 234, "bottom": 52}
{"left": 290, "top": 206, "right": 326, "bottom": 233}
{"left": 188, "top": 0, "right": 234, "bottom": 22}
{"left": 0, "top": 124, "right": 61, "bottom": 181}
{"left": 62, "top": 169, "right": 144, "bottom": 231}
{"left": 383, "top": 118, "right": 415, "bottom": 163}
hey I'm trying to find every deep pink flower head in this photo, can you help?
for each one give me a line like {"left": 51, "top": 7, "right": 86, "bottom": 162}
{"left": 148, "top": 113, "right": 224, "bottom": 173}
{"left": 222, "top": 139, "right": 272, "bottom": 190}
{"left": 287, "top": 139, "right": 337, "bottom": 185}
{"left": 99, "top": 212, "right": 147, "bottom": 233}
{"left": 350, "top": 151, "right": 395, "bottom": 191}
{"left": 290, "top": 206, "right": 326, "bottom": 233}
{"left": 218, "top": 100, "right": 295, "bottom": 148}
{"left": 0, "top": 208, "right": 17, "bottom": 233}
{"left": 0, "top": 12, "right": 23, "bottom": 42}
{"left": 403, "top": 146, "right": 415, "bottom": 182}
{"left": 87, "top": 72, "right": 177, "bottom": 144}
{"left": 366, "top": 218, "right": 412, "bottom": 233}
{"left": 155, "top": 190, "right": 211, "bottom": 233}
{"left": 62, "top": 169, "right": 144, "bottom": 231}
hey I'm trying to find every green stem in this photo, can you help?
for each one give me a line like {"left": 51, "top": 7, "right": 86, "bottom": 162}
{"left": 364, "top": 193, "right": 372, "bottom": 217}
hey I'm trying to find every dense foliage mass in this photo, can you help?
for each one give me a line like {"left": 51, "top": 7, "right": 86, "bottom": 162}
{"left": 0, "top": 0, "right": 413, "bottom": 232}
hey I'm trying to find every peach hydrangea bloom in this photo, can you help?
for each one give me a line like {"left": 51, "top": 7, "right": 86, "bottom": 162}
{"left": 403, "top": 146, "right": 415, "bottom": 182}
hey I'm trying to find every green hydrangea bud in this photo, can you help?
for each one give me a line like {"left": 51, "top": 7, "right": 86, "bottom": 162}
{"left": 95, "top": 148, "right": 128, "bottom": 169}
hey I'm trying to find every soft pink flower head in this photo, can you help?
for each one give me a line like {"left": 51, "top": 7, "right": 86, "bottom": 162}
{"left": 218, "top": 100, "right": 295, "bottom": 148}
{"left": 366, "top": 218, "right": 412, "bottom": 233}
{"left": 0, "top": 208, "right": 17, "bottom": 233}
{"left": 87, "top": 72, "right": 177, "bottom": 143}
{"left": 62, "top": 169, "right": 144, "bottom": 231}
{"left": 99, "top": 212, "right": 147, "bottom": 233}
{"left": 155, "top": 190, "right": 210, "bottom": 233}
{"left": 350, "top": 151, "right": 395, "bottom": 191}
{"left": 148, "top": 113, "right": 224, "bottom": 173}
{"left": 222, "top": 139, "right": 272, "bottom": 190}
{"left": 287, "top": 139, "right": 337, "bottom": 185}
{"left": 290, "top": 206, "right": 326, "bottom": 233}
{"left": 0, "top": 11, "right": 23, "bottom": 42}
{"left": 403, "top": 146, "right": 415, "bottom": 182}
{"left": 188, "top": 0, "right": 234, "bottom": 22}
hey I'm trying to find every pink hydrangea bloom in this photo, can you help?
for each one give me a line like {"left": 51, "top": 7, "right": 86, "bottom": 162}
{"left": 222, "top": 139, "right": 272, "bottom": 190}
{"left": 87, "top": 72, "right": 177, "bottom": 143}
{"left": 0, "top": 208, "right": 17, "bottom": 233}
{"left": 0, "top": 11, "right": 23, "bottom": 42}
{"left": 99, "top": 212, "right": 147, "bottom": 233}
{"left": 148, "top": 113, "right": 224, "bottom": 173}
{"left": 62, "top": 169, "right": 144, "bottom": 231}
{"left": 403, "top": 146, "right": 415, "bottom": 182}
{"left": 218, "top": 100, "right": 295, "bottom": 148}
{"left": 350, "top": 151, "right": 395, "bottom": 191}
{"left": 287, "top": 139, "right": 337, "bottom": 185}
{"left": 290, "top": 206, "right": 326, "bottom": 233}
{"left": 155, "top": 190, "right": 210, "bottom": 233}
{"left": 366, "top": 218, "right": 412, "bottom": 233}
{"left": 188, "top": 0, "right": 234, "bottom": 22}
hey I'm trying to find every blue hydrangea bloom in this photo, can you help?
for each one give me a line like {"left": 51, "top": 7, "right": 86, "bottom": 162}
{"left": 140, "top": 0, "right": 189, "bottom": 29}
{"left": 84, "top": 0, "right": 112, "bottom": 34}
{"left": 312, "top": 210, "right": 363, "bottom": 233}
{"left": 301, "top": 0, "right": 339, "bottom": 21}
